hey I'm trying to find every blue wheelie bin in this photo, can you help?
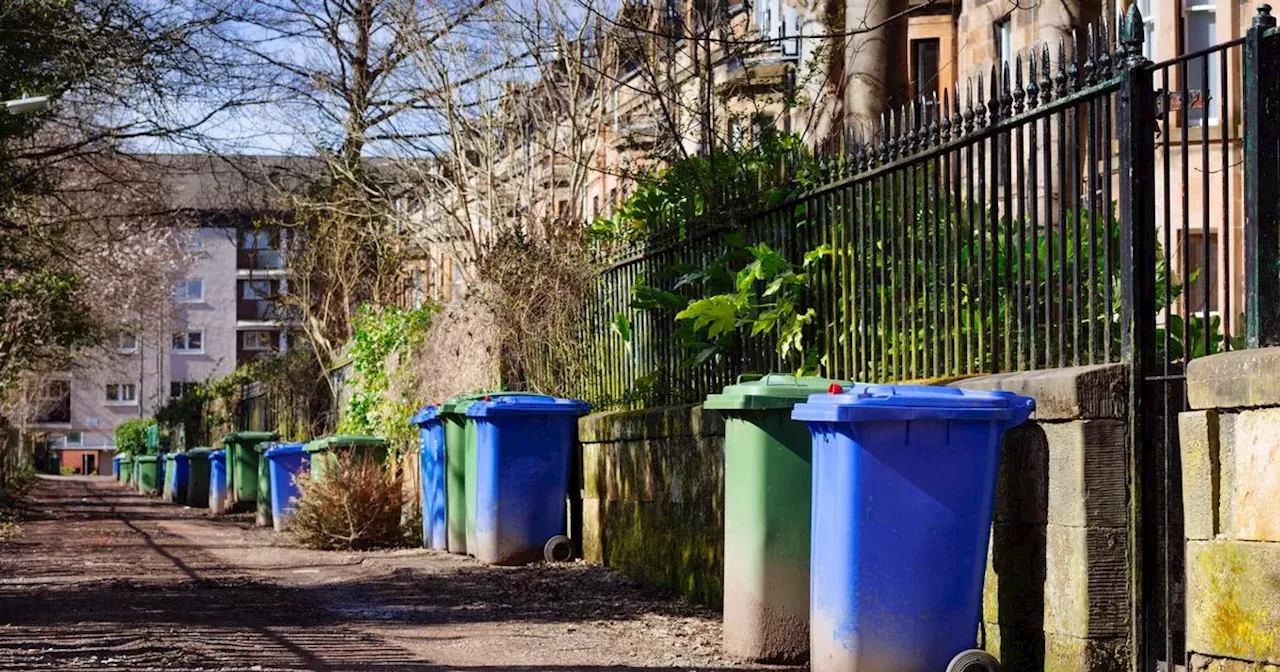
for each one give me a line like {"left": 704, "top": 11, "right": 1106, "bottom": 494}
{"left": 209, "top": 449, "right": 228, "bottom": 515}
{"left": 465, "top": 395, "right": 590, "bottom": 565}
{"left": 265, "top": 442, "right": 308, "bottom": 532}
{"left": 169, "top": 453, "right": 190, "bottom": 506}
{"left": 411, "top": 405, "right": 447, "bottom": 551}
{"left": 791, "top": 384, "right": 1034, "bottom": 672}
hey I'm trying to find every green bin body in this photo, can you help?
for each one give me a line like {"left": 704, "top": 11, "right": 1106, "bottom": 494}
{"left": 302, "top": 434, "right": 389, "bottom": 482}
{"left": 118, "top": 453, "right": 131, "bottom": 484}
{"left": 186, "top": 448, "right": 212, "bottom": 509}
{"left": 163, "top": 455, "right": 177, "bottom": 501}
{"left": 254, "top": 443, "right": 276, "bottom": 527}
{"left": 221, "top": 431, "right": 278, "bottom": 512}
{"left": 135, "top": 455, "right": 161, "bottom": 496}
{"left": 704, "top": 374, "right": 850, "bottom": 664}
{"left": 439, "top": 394, "right": 486, "bottom": 555}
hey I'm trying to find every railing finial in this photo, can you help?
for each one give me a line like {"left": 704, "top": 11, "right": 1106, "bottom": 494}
{"left": 1255, "top": 4, "right": 1276, "bottom": 28}
{"left": 1120, "top": 1, "right": 1146, "bottom": 66}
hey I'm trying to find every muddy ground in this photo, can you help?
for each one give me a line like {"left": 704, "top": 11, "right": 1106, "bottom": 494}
{"left": 0, "top": 476, "right": 803, "bottom": 672}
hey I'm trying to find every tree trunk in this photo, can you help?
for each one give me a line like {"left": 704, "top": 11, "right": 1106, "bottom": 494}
{"left": 843, "top": 0, "right": 908, "bottom": 133}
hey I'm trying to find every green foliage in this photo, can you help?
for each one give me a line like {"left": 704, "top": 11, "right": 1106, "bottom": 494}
{"left": 114, "top": 418, "right": 155, "bottom": 455}
{"left": 338, "top": 304, "right": 437, "bottom": 443}
{"left": 0, "top": 267, "right": 97, "bottom": 391}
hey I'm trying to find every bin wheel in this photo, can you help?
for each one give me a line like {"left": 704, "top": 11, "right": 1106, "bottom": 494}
{"left": 544, "top": 535, "right": 573, "bottom": 563}
{"left": 946, "top": 649, "right": 1002, "bottom": 672}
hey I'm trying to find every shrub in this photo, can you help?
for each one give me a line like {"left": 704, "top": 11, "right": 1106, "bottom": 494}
{"left": 290, "top": 452, "right": 406, "bottom": 550}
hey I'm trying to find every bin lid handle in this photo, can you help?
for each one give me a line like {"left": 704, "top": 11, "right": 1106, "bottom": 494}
{"left": 734, "top": 373, "right": 764, "bottom": 384}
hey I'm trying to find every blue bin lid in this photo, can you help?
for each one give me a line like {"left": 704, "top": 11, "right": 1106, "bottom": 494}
{"left": 791, "top": 384, "right": 1035, "bottom": 424}
{"left": 172, "top": 453, "right": 188, "bottom": 463}
{"left": 410, "top": 405, "right": 439, "bottom": 426}
{"left": 210, "top": 449, "right": 226, "bottom": 459}
{"left": 265, "top": 442, "right": 306, "bottom": 457}
{"left": 466, "top": 394, "right": 591, "bottom": 417}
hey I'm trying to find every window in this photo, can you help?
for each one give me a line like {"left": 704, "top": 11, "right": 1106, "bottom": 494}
{"left": 105, "top": 383, "right": 137, "bottom": 404}
{"left": 170, "top": 381, "right": 198, "bottom": 399}
{"left": 1184, "top": 231, "right": 1220, "bottom": 313}
{"left": 995, "top": 19, "right": 1013, "bottom": 74}
{"left": 117, "top": 332, "right": 137, "bottom": 353}
{"left": 175, "top": 279, "right": 204, "bottom": 303}
{"left": 242, "top": 280, "right": 272, "bottom": 300}
{"left": 1183, "top": 0, "right": 1219, "bottom": 125}
{"left": 182, "top": 230, "right": 204, "bottom": 252}
{"left": 912, "top": 38, "right": 941, "bottom": 100}
{"left": 451, "top": 263, "right": 465, "bottom": 298}
{"left": 66, "top": 432, "right": 82, "bottom": 446}
{"left": 242, "top": 330, "right": 273, "bottom": 351}
{"left": 242, "top": 230, "right": 271, "bottom": 250}
{"left": 1138, "top": 0, "right": 1157, "bottom": 60}
{"left": 172, "top": 331, "right": 203, "bottom": 353}
{"left": 412, "top": 269, "right": 424, "bottom": 308}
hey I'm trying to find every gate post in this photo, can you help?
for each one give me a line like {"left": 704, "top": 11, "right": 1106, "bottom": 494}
{"left": 1244, "top": 5, "right": 1280, "bottom": 348}
{"left": 1115, "top": 4, "right": 1157, "bottom": 671}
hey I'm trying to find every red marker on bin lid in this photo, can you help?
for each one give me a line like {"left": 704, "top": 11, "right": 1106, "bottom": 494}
{"left": 828, "top": 383, "right": 844, "bottom": 395}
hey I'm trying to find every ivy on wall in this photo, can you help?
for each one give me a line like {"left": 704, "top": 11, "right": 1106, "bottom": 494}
{"left": 337, "top": 304, "right": 436, "bottom": 444}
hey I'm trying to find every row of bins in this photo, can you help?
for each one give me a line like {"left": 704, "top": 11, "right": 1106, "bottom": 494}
{"left": 412, "top": 393, "right": 589, "bottom": 565}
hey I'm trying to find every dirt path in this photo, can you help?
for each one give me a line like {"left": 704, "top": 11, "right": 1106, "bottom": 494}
{"left": 0, "top": 476, "right": 800, "bottom": 672}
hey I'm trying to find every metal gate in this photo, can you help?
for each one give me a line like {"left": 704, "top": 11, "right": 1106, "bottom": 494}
{"left": 1122, "top": 6, "right": 1280, "bottom": 670}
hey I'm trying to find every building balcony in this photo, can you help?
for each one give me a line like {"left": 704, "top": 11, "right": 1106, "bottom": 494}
{"left": 236, "top": 299, "right": 296, "bottom": 323}
{"left": 236, "top": 249, "right": 289, "bottom": 277}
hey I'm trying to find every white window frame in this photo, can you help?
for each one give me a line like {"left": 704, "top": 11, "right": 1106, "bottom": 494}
{"left": 171, "top": 331, "right": 204, "bottom": 354}
{"left": 996, "top": 18, "right": 1014, "bottom": 73}
{"left": 1182, "top": 0, "right": 1220, "bottom": 125}
{"left": 242, "top": 330, "right": 272, "bottom": 351}
{"left": 105, "top": 383, "right": 137, "bottom": 405}
{"left": 117, "top": 332, "right": 138, "bottom": 353}
{"left": 175, "top": 278, "right": 204, "bottom": 303}
{"left": 1138, "top": 0, "right": 1157, "bottom": 61}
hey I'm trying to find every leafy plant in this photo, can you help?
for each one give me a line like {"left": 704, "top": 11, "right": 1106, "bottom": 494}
{"left": 339, "top": 304, "right": 436, "bottom": 443}
{"left": 291, "top": 452, "right": 407, "bottom": 551}
{"left": 113, "top": 418, "right": 155, "bottom": 455}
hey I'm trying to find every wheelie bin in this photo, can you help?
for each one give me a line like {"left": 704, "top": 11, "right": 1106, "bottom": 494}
{"left": 209, "top": 449, "right": 228, "bottom": 514}
{"left": 114, "top": 454, "right": 126, "bottom": 482}
{"left": 704, "top": 374, "right": 852, "bottom": 664}
{"left": 303, "top": 435, "right": 388, "bottom": 482}
{"left": 165, "top": 453, "right": 189, "bottom": 505}
{"left": 135, "top": 455, "right": 161, "bottom": 496}
{"left": 186, "top": 448, "right": 212, "bottom": 509}
{"left": 221, "top": 431, "right": 277, "bottom": 512}
{"left": 253, "top": 442, "right": 278, "bottom": 528}
{"left": 791, "top": 384, "right": 1035, "bottom": 672}
{"left": 465, "top": 394, "right": 589, "bottom": 565}
{"left": 411, "top": 405, "right": 447, "bottom": 551}
{"left": 265, "top": 442, "right": 308, "bottom": 532}
{"left": 438, "top": 393, "right": 486, "bottom": 555}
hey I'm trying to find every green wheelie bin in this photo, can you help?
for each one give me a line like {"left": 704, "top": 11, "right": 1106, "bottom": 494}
{"left": 135, "top": 455, "right": 161, "bottom": 496}
{"left": 704, "top": 374, "right": 851, "bottom": 664}
{"left": 253, "top": 442, "right": 281, "bottom": 528}
{"left": 438, "top": 393, "right": 485, "bottom": 555}
{"left": 303, "top": 435, "right": 389, "bottom": 482}
{"left": 186, "top": 448, "right": 212, "bottom": 508}
{"left": 118, "top": 453, "right": 131, "bottom": 484}
{"left": 221, "top": 431, "right": 278, "bottom": 513}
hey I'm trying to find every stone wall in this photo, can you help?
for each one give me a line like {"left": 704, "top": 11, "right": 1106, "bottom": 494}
{"left": 577, "top": 404, "right": 725, "bottom": 606}
{"left": 957, "top": 363, "right": 1131, "bottom": 671}
{"left": 1181, "top": 347, "right": 1280, "bottom": 670}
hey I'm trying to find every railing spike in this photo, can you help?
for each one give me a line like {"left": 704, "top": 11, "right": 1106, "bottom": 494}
{"left": 1099, "top": 14, "right": 1112, "bottom": 77}
{"left": 1069, "top": 29, "right": 1080, "bottom": 88}
{"left": 988, "top": 65, "right": 1001, "bottom": 124}
{"left": 930, "top": 91, "right": 941, "bottom": 146}
{"left": 1040, "top": 43, "right": 1053, "bottom": 104}
{"left": 1027, "top": 49, "right": 1040, "bottom": 110}
{"left": 878, "top": 112, "right": 889, "bottom": 164}
{"left": 1120, "top": 1, "right": 1146, "bottom": 66}
{"left": 1014, "top": 53, "right": 1026, "bottom": 114}
{"left": 1056, "top": 37, "right": 1068, "bottom": 96}
{"left": 965, "top": 77, "right": 975, "bottom": 135}
{"left": 951, "top": 86, "right": 963, "bottom": 140}
{"left": 942, "top": 87, "right": 953, "bottom": 141}
{"left": 1085, "top": 23, "right": 1097, "bottom": 84}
